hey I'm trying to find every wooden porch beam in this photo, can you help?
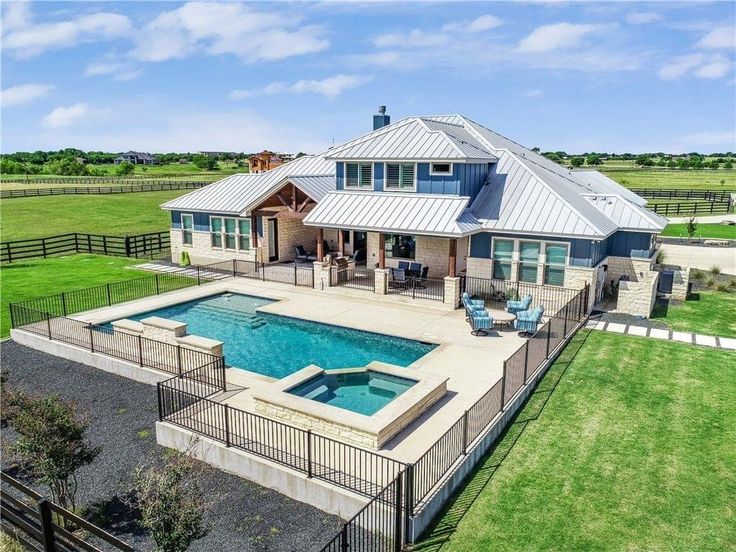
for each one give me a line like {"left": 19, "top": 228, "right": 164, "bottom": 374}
{"left": 448, "top": 238, "right": 457, "bottom": 277}
{"left": 337, "top": 230, "right": 345, "bottom": 256}
{"left": 275, "top": 191, "right": 292, "bottom": 210}
{"left": 296, "top": 196, "right": 313, "bottom": 212}
{"left": 317, "top": 228, "right": 324, "bottom": 260}
{"left": 291, "top": 183, "right": 297, "bottom": 212}
{"left": 250, "top": 214, "right": 258, "bottom": 248}
{"left": 378, "top": 234, "right": 385, "bottom": 269}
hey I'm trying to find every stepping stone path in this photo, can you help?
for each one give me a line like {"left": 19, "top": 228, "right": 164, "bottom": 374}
{"left": 585, "top": 318, "right": 736, "bottom": 350}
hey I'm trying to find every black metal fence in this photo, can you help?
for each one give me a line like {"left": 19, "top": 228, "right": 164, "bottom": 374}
{"left": 388, "top": 276, "right": 445, "bottom": 302}
{"left": 1, "top": 231, "right": 171, "bottom": 263}
{"left": 199, "top": 258, "right": 314, "bottom": 288}
{"left": 647, "top": 201, "right": 731, "bottom": 216}
{"left": 630, "top": 188, "right": 733, "bottom": 201}
{"left": 1, "top": 471, "right": 134, "bottom": 552}
{"left": 332, "top": 267, "right": 376, "bottom": 292}
{"left": 462, "top": 276, "right": 579, "bottom": 314}
{"left": 0, "top": 180, "right": 210, "bottom": 198}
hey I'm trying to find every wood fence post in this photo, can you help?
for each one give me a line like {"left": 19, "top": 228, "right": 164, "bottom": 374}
{"left": 42, "top": 237, "right": 47, "bottom": 258}
{"left": 37, "top": 498, "right": 56, "bottom": 551}
{"left": 103, "top": 235, "right": 108, "bottom": 256}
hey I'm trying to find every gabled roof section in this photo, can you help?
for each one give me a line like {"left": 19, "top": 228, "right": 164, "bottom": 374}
{"left": 571, "top": 170, "right": 647, "bottom": 206}
{"left": 161, "top": 154, "right": 334, "bottom": 215}
{"left": 584, "top": 194, "right": 667, "bottom": 232}
{"left": 324, "top": 117, "right": 497, "bottom": 161}
{"left": 303, "top": 191, "right": 475, "bottom": 237}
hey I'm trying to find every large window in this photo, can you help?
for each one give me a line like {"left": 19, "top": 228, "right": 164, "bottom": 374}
{"left": 181, "top": 214, "right": 193, "bottom": 245}
{"left": 210, "top": 216, "right": 251, "bottom": 251}
{"left": 519, "top": 241, "right": 540, "bottom": 283}
{"left": 544, "top": 243, "right": 569, "bottom": 286}
{"left": 345, "top": 162, "right": 373, "bottom": 189}
{"left": 492, "top": 239, "right": 513, "bottom": 280}
{"left": 385, "top": 163, "right": 415, "bottom": 191}
{"left": 384, "top": 234, "right": 415, "bottom": 259}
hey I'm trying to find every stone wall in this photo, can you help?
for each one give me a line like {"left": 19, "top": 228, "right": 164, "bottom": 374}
{"left": 466, "top": 257, "right": 492, "bottom": 279}
{"left": 564, "top": 265, "right": 596, "bottom": 312}
{"left": 170, "top": 229, "right": 258, "bottom": 266}
{"left": 366, "top": 232, "right": 451, "bottom": 277}
{"left": 274, "top": 217, "right": 320, "bottom": 262}
{"left": 617, "top": 272, "right": 659, "bottom": 318}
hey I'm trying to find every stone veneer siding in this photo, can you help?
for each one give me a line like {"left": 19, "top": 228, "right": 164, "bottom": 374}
{"left": 170, "top": 228, "right": 259, "bottom": 265}
{"left": 366, "top": 232, "right": 451, "bottom": 277}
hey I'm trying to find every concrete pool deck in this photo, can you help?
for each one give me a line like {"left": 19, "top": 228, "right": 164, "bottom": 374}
{"left": 73, "top": 275, "right": 526, "bottom": 463}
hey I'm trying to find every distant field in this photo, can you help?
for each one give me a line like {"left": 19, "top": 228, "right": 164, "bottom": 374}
{"left": 600, "top": 169, "right": 736, "bottom": 191}
{"left": 661, "top": 223, "right": 736, "bottom": 240}
{"left": 0, "top": 190, "right": 186, "bottom": 241}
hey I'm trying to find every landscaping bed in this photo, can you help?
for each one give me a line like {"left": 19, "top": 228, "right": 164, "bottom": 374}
{"left": 0, "top": 341, "right": 343, "bottom": 551}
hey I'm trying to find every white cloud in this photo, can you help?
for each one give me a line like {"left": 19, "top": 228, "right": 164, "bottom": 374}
{"left": 659, "top": 53, "right": 732, "bottom": 80}
{"left": 1, "top": 84, "right": 54, "bottom": 107}
{"left": 525, "top": 89, "right": 544, "bottom": 98}
{"left": 43, "top": 103, "right": 110, "bottom": 128}
{"left": 130, "top": 2, "right": 329, "bottom": 63}
{"left": 84, "top": 59, "right": 143, "bottom": 81}
{"left": 230, "top": 74, "right": 372, "bottom": 100}
{"left": 696, "top": 27, "right": 736, "bottom": 50}
{"left": 442, "top": 15, "right": 502, "bottom": 34}
{"left": 517, "top": 23, "right": 601, "bottom": 53}
{"left": 374, "top": 14, "right": 501, "bottom": 48}
{"left": 626, "top": 12, "right": 661, "bottom": 25}
{"left": 2, "top": 8, "right": 131, "bottom": 58}
{"left": 2, "top": 1, "right": 32, "bottom": 31}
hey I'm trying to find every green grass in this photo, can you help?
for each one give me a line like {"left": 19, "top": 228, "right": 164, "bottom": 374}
{"left": 0, "top": 254, "right": 148, "bottom": 337}
{"left": 651, "top": 291, "right": 736, "bottom": 337}
{"left": 600, "top": 168, "right": 736, "bottom": 191}
{"left": 0, "top": 190, "right": 187, "bottom": 240}
{"left": 661, "top": 223, "right": 736, "bottom": 240}
{"left": 415, "top": 331, "right": 736, "bottom": 552}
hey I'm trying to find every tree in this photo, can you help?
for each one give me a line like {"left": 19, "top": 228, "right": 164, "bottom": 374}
{"left": 47, "top": 157, "right": 89, "bottom": 176}
{"left": 8, "top": 394, "right": 101, "bottom": 515}
{"left": 192, "top": 154, "right": 217, "bottom": 171}
{"left": 570, "top": 156, "right": 585, "bottom": 168}
{"left": 690, "top": 157, "right": 704, "bottom": 170}
{"left": 685, "top": 217, "right": 698, "bottom": 242}
{"left": 724, "top": 160, "right": 733, "bottom": 169}
{"left": 635, "top": 154, "right": 653, "bottom": 167}
{"left": 129, "top": 451, "right": 208, "bottom": 552}
{"left": 586, "top": 154, "right": 603, "bottom": 166}
{"left": 115, "top": 162, "right": 135, "bottom": 176}
{"left": 544, "top": 152, "right": 561, "bottom": 162}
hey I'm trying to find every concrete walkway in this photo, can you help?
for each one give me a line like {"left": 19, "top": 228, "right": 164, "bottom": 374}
{"left": 584, "top": 317, "right": 736, "bottom": 350}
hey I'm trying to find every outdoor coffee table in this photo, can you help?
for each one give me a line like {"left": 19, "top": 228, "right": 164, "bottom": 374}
{"left": 491, "top": 310, "right": 516, "bottom": 329}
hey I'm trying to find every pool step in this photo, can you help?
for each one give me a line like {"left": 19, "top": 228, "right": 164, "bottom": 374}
{"left": 188, "top": 303, "right": 270, "bottom": 330}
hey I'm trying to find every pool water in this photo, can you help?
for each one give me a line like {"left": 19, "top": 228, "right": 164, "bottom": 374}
{"left": 289, "top": 370, "right": 417, "bottom": 416}
{"left": 122, "top": 293, "right": 435, "bottom": 379}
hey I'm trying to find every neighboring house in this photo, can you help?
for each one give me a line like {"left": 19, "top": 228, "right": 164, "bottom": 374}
{"left": 114, "top": 151, "right": 157, "bottom": 165}
{"left": 162, "top": 109, "right": 667, "bottom": 314}
{"left": 198, "top": 151, "right": 237, "bottom": 158}
{"left": 249, "top": 150, "right": 284, "bottom": 173}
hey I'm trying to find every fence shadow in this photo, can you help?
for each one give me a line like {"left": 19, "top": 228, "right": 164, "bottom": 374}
{"left": 409, "top": 330, "right": 592, "bottom": 552}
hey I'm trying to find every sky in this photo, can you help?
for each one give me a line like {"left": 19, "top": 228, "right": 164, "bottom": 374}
{"left": 1, "top": 0, "right": 735, "bottom": 155}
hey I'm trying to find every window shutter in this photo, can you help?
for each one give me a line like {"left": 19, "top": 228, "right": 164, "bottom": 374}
{"left": 386, "top": 163, "right": 400, "bottom": 188}
{"left": 400, "top": 163, "right": 414, "bottom": 189}
{"left": 346, "top": 163, "right": 359, "bottom": 187}
{"left": 360, "top": 163, "right": 372, "bottom": 187}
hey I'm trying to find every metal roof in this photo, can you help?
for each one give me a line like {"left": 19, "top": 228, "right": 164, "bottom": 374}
{"left": 303, "top": 191, "right": 474, "bottom": 237}
{"left": 324, "top": 118, "right": 497, "bottom": 161}
{"left": 283, "top": 176, "right": 336, "bottom": 203}
{"left": 584, "top": 194, "right": 667, "bottom": 231}
{"left": 161, "top": 154, "right": 334, "bottom": 214}
{"left": 571, "top": 170, "right": 647, "bottom": 206}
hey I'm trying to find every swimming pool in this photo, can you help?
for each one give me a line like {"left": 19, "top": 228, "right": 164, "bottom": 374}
{"left": 121, "top": 293, "right": 436, "bottom": 379}
{"left": 288, "top": 370, "right": 417, "bottom": 416}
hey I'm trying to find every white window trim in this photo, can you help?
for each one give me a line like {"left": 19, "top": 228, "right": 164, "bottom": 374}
{"left": 542, "top": 241, "right": 570, "bottom": 287}
{"left": 383, "top": 162, "right": 417, "bottom": 193}
{"left": 430, "top": 162, "right": 453, "bottom": 176}
{"left": 490, "top": 237, "right": 569, "bottom": 284}
{"left": 181, "top": 213, "right": 194, "bottom": 247}
{"left": 491, "top": 237, "right": 514, "bottom": 280}
{"left": 543, "top": 240, "right": 570, "bottom": 266}
{"left": 344, "top": 162, "right": 374, "bottom": 190}
{"left": 518, "top": 240, "right": 541, "bottom": 283}
{"left": 383, "top": 233, "right": 417, "bottom": 260}
{"left": 209, "top": 216, "right": 251, "bottom": 251}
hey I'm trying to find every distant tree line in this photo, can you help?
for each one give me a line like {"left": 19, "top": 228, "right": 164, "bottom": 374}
{"left": 538, "top": 150, "right": 735, "bottom": 170}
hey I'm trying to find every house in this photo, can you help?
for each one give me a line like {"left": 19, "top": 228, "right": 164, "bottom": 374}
{"left": 162, "top": 108, "right": 667, "bottom": 315}
{"left": 198, "top": 151, "right": 237, "bottom": 158}
{"left": 114, "top": 151, "right": 157, "bottom": 165}
{"left": 249, "top": 150, "right": 284, "bottom": 173}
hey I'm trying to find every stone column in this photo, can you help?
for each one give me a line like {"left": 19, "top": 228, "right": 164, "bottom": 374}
{"left": 444, "top": 276, "right": 461, "bottom": 308}
{"left": 313, "top": 260, "right": 332, "bottom": 290}
{"left": 374, "top": 268, "right": 389, "bottom": 295}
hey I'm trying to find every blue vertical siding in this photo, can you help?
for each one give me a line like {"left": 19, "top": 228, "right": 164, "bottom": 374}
{"left": 170, "top": 210, "right": 207, "bottom": 231}
{"left": 416, "top": 163, "right": 459, "bottom": 194}
{"left": 458, "top": 163, "right": 490, "bottom": 200}
{"left": 373, "top": 163, "right": 384, "bottom": 192}
{"left": 336, "top": 162, "right": 344, "bottom": 190}
{"left": 171, "top": 211, "right": 181, "bottom": 229}
{"left": 607, "top": 231, "right": 654, "bottom": 258}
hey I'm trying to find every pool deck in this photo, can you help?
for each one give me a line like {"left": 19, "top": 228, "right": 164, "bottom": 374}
{"left": 76, "top": 276, "right": 526, "bottom": 463}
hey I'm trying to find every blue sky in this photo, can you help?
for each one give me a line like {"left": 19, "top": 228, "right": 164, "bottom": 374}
{"left": 1, "top": 1, "right": 735, "bottom": 154}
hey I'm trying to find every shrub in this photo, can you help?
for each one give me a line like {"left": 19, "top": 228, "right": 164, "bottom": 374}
{"left": 705, "top": 276, "right": 717, "bottom": 289}
{"left": 728, "top": 278, "right": 736, "bottom": 290}
{"left": 716, "top": 282, "right": 730, "bottom": 292}
{"left": 180, "top": 251, "right": 191, "bottom": 267}
{"left": 710, "top": 265, "right": 721, "bottom": 276}
{"left": 7, "top": 394, "right": 101, "bottom": 516}
{"left": 685, "top": 217, "right": 698, "bottom": 240}
{"left": 128, "top": 451, "right": 209, "bottom": 552}
{"left": 691, "top": 269, "right": 704, "bottom": 280}
{"left": 115, "top": 162, "right": 135, "bottom": 177}
{"left": 655, "top": 249, "right": 666, "bottom": 264}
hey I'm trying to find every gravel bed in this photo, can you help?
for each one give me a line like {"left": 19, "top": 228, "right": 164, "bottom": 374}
{"left": 589, "top": 307, "right": 669, "bottom": 329}
{"left": 0, "top": 340, "right": 343, "bottom": 551}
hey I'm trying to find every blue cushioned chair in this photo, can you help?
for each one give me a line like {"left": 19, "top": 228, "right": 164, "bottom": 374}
{"left": 462, "top": 292, "right": 485, "bottom": 311}
{"left": 467, "top": 308, "right": 493, "bottom": 336}
{"left": 409, "top": 262, "right": 422, "bottom": 273}
{"left": 514, "top": 306, "right": 544, "bottom": 336}
{"left": 506, "top": 294, "right": 532, "bottom": 315}
{"left": 398, "top": 261, "right": 410, "bottom": 271}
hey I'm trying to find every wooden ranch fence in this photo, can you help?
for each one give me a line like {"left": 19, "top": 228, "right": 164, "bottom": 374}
{"left": 1, "top": 232, "right": 170, "bottom": 263}
{"left": 0, "top": 181, "right": 209, "bottom": 198}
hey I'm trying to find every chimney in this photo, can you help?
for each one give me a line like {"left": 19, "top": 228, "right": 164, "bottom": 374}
{"left": 373, "top": 105, "right": 390, "bottom": 130}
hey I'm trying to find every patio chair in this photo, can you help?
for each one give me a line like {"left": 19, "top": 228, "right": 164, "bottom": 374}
{"left": 388, "top": 268, "right": 408, "bottom": 289}
{"left": 505, "top": 294, "right": 532, "bottom": 315}
{"left": 398, "top": 261, "right": 410, "bottom": 271}
{"left": 514, "top": 306, "right": 545, "bottom": 336}
{"left": 462, "top": 292, "right": 485, "bottom": 311}
{"left": 466, "top": 306, "right": 493, "bottom": 336}
{"left": 409, "top": 262, "right": 422, "bottom": 273}
{"left": 294, "top": 245, "right": 317, "bottom": 262}
{"left": 351, "top": 248, "right": 366, "bottom": 266}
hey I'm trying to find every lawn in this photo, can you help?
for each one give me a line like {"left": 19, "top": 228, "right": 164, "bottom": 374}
{"left": 600, "top": 168, "right": 736, "bottom": 191}
{"left": 415, "top": 331, "right": 736, "bottom": 552}
{"left": 661, "top": 223, "right": 736, "bottom": 240}
{"left": 651, "top": 290, "right": 736, "bottom": 338}
{"left": 0, "top": 254, "right": 149, "bottom": 337}
{"left": 0, "top": 190, "right": 187, "bottom": 240}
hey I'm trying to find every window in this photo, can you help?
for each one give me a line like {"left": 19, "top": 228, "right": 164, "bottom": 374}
{"left": 210, "top": 216, "right": 251, "bottom": 251}
{"left": 384, "top": 234, "right": 415, "bottom": 259}
{"left": 181, "top": 214, "right": 193, "bottom": 245}
{"left": 492, "top": 239, "right": 513, "bottom": 280}
{"left": 385, "top": 163, "right": 415, "bottom": 191}
{"left": 544, "top": 243, "right": 569, "bottom": 286}
{"left": 430, "top": 162, "right": 452, "bottom": 175}
{"left": 345, "top": 162, "right": 373, "bottom": 189}
{"left": 519, "top": 241, "right": 540, "bottom": 283}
